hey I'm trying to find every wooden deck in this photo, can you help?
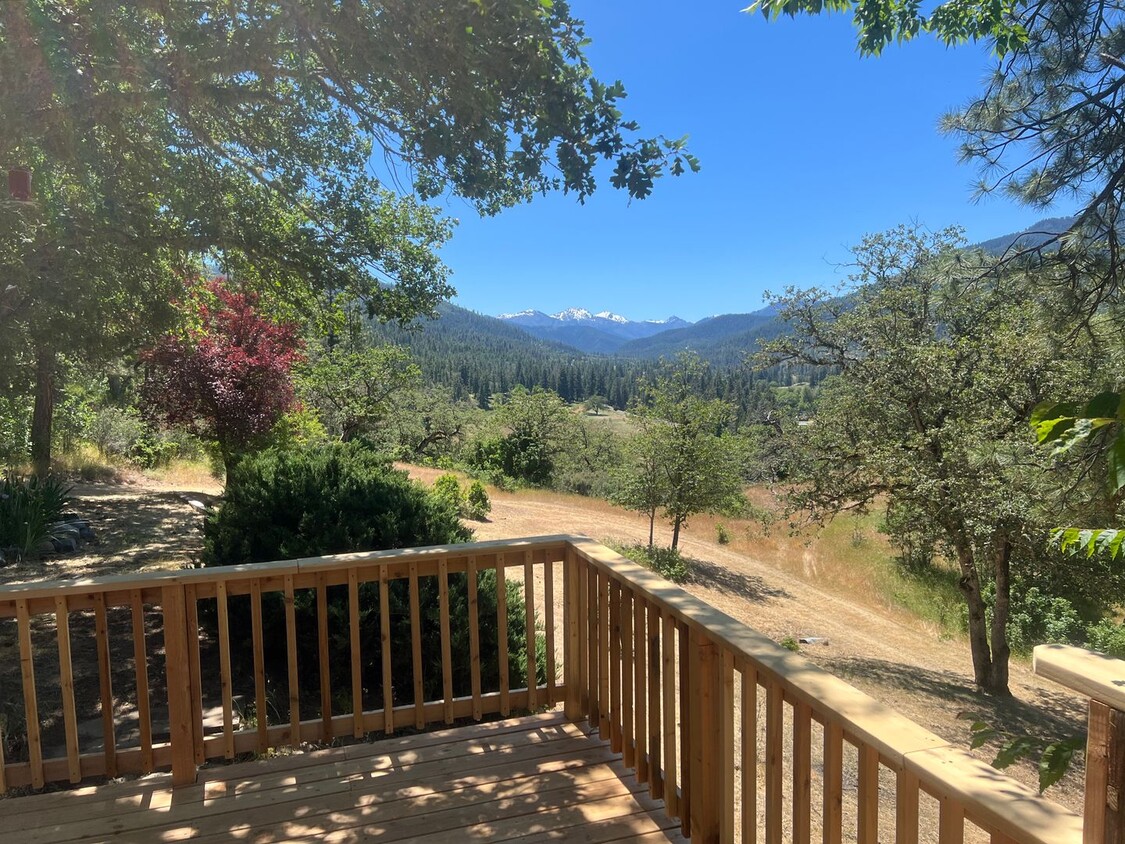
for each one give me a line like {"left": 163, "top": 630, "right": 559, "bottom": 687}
{"left": 1, "top": 711, "right": 684, "bottom": 844}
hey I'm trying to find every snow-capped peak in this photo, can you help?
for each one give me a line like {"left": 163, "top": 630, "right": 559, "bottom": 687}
{"left": 498, "top": 309, "right": 545, "bottom": 319}
{"left": 551, "top": 307, "right": 594, "bottom": 321}
{"left": 593, "top": 310, "right": 629, "bottom": 323}
{"left": 644, "top": 315, "right": 686, "bottom": 325}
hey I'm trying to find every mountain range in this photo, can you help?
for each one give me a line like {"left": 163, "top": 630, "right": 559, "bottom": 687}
{"left": 374, "top": 215, "right": 1074, "bottom": 392}
{"left": 497, "top": 308, "right": 692, "bottom": 354}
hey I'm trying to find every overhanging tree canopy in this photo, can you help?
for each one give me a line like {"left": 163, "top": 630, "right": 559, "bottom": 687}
{"left": 0, "top": 0, "right": 698, "bottom": 474}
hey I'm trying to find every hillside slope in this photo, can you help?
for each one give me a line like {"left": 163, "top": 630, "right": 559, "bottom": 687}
{"left": 402, "top": 464, "right": 1086, "bottom": 812}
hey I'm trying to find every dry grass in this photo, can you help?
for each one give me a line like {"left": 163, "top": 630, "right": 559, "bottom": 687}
{"left": 141, "top": 458, "right": 222, "bottom": 492}
{"left": 680, "top": 494, "right": 965, "bottom": 639}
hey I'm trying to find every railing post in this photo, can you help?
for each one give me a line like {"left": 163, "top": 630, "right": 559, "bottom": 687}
{"left": 161, "top": 585, "right": 199, "bottom": 787}
{"left": 564, "top": 546, "right": 586, "bottom": 720}
{"left": 1085, "top": 700, "right": 1125, "bottom": 844}
{"left": 690, "top": 626, "right": 725, "bottom": 844}
{"left": 1034, "top": 644, "right": 1125, "bottom": 844}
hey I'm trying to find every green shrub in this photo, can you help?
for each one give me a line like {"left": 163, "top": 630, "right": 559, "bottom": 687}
{"left": 0, "top": 473, "right": 72, "bottom": 559}
{"left": 716, "top": 523, "right": 730, "bottom": 545}
{"left": 205, "top": 444, "right": 471, "bottom": 564}
{"left": 202, "top": 443, "right": 540, "bottom": 717}
{"left": 87, "top": 407, "right": 204, "bottom": 468}
{"left": 465, "top": 481, "right": 491, "bottom": 521}
{"left": 1086, "top": 620, "right": 1125, "bottom": 658}
{"left": 989, "top": 579, "right": 1085, "bottom": 654}
{"left": 779, "top": 636, "right": 801, "bottom": 652}
{"left": 87, "top": 407, "right": 146, "bottom": 459}
{"left": 610, "top": 542, "right": 691, "bottom": 583}
{"left": 432, "top": 473, "right": 465, "bottom": 513}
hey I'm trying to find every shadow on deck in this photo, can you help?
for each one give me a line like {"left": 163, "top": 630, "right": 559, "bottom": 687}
{"left": 7, "top": 711, "right": 684, "bottom": 843}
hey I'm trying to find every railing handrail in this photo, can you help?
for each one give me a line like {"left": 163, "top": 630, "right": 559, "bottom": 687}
{"left": 0, "top": 534, "right": 574, "bottom": 601}
{"left": 1035, "top": 643, "right": 1125, "bottom": 711}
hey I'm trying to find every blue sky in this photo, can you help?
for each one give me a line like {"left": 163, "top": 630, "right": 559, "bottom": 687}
{"left": 436, "top": 1, "right": 1065, "bottom": 323}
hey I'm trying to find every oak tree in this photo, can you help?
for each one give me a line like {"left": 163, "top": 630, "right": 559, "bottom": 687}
{"left": 760, "top": 226, "right": 1110, "bottom": 695}
{"left": 0, "top": 1, "right": 697, "bottom": 474}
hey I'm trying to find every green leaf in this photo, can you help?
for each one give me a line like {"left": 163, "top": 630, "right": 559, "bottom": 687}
{"left": 1038, "top": 737, "right": 1083, "bottom": 792}
{"left": 993, "top": 736, "right": 1040, "bottom": 769}
{"left": 1054, "top": 527, "right": 1125, "bottom": 559}
{"left": 970, "top": 726, "right": 998, "bottom": 748}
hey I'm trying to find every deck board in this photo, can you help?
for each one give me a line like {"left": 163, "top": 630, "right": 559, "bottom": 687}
{"left": 2, "top": 712, "right": 684, "bottom": 844}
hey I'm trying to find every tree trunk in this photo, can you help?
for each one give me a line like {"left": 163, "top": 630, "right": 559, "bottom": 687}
{"left": 954, "top": 542, "right": 999, "bottom": 694}
{"left": 648, "top": 507, "right": 656, "bottom": 550}
{"left": 30, "top": 347, "right": 56, "bottom": 478}
{"left": 671, "top": 516, "right": 683, "bottom": 551}
{"left": 988, "top": 533, "right": 1013, "bottom": 697}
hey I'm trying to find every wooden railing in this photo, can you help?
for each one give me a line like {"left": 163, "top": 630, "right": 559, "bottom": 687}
{"left": 564, "top": 537, "right": 1083, "bottom": 844}
{"left": 0, "top": 537, "right": 568, "bottom": 790}
{"left": 0, "top": 535, "right": 1084, "bottom": 844}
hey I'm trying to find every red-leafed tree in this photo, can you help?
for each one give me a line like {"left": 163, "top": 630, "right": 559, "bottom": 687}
{"left": 141, "top": 279, "right": 304, "bottom": 478}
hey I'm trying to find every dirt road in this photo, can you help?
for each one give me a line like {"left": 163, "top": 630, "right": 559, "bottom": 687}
{"left": 408, "top": 467, "right": 1088, "bottom": 812}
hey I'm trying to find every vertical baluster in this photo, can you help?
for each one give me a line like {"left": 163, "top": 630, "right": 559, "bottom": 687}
{"left": 765, "top": 680, "right": 783, "bottom": 844}
{"left": 793, "top": 700, "right": 813, "bottom": 844}
{"left": 634, "top": 594, "right": 648, "bottom": 784}
{"left": 54, "top": 596, "right": 80, "bottom": 783}
{"left": 823, "top": 721, "right": 844, "bottom": 844}
{"left": 131, "top": 590, "right": 154, "bottom": 770}
{"left": 720, "top": 649, "right": 736, "bottom": 844}
{"left": 610, "top": 579, "right": 622, "bottom": 752}
{"left": 250, "top": 580, "right": 267, "bottom": 752}
{"left": 587, "top": 563, "right": 600, "bottom": 730}
{"left": 524, "top": 550, "right": 537, "bottom": 708}
{"left": 409, "top": 561, "right": 424, "bottom": 729}
{"left": 439, "top": 558, "right": 454, "bottom": 724}
{"left": 497, "top": 554, "right": 510, "bottom": 717}
{"left": 184, "top": 586, "right": 204, "bottom": 763}
{"left": 648, "top": 601, "right": 663, "bottom": 801}
{"left": 598, "top": 572, "right": 610, "bottom": 739}
{"left": 16, "top": 599, "right": 43, "bottom": 789}
{"left": 621, "top": 585, "right": 634, "bottom": 768}
{"left": 348, "top": 568, "right": 363, "bottom": 738}
{"left": 938, "top": 798, "right": 965, "bottom": 844}
{"left": 544, "top": 555, "right": 556, "bottom": 705}
{"left": 678, "top": 621, "right": 691, "bottom": 838}
{"left": 896, "top": 769, "right": 920, "bottom": 844}
{"left": 379, "top": 566, "right": 394, "bottom": 734}
{"left": 216, "top": 581, "right": 234, "bottom": 759}
{"left": 661, "top": 611, "right": 678, "bottom": 820}
{"left": 93, "top": 593, "right": 117, "bottom": 777}
{"left": 316, "top": 572, "right": 332, "bottom": 741}
{"left": 468, "top": 557, "right": 483, "bottom": 721}
{"left": 284, "top": 574, "right": 300, "bottom": 746}
{"left": 742, "top": 663, "right": 758, "bottom": 844}
{"left": 858, "top": 745, "right": 880, "bottom": 844}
